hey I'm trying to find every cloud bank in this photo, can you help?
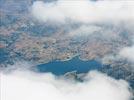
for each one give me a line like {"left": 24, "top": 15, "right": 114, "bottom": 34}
{"left": 1, "top": 70, "right": 133, "bottom": 100}
{"left": 31, "top": 0, "right": 134, "bottom": 24}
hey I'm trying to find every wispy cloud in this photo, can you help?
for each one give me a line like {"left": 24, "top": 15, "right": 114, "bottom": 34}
{"left": 68, "top": 25, "right": 101, "bottom": 36}
{"left": 119, "top": 46, "right": 134, "bottom": 63}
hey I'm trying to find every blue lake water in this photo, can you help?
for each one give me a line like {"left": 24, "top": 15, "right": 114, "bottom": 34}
{"left": 37, "top": 57, "right": 102, "bottom": 75}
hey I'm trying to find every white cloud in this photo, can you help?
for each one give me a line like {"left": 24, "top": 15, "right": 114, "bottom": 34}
{"left": 1, "top": 70, "right": 133, "bottom": 100}
{"left": 31, "top": 0, "right": 134, "bottom": 24}
{"left": 119, "top": 46, "right": 134, "bottom": 62}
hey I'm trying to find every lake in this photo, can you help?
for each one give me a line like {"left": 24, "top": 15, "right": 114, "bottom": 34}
{"left": 37, "top": 57, "right": 102, "bottom": 75}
